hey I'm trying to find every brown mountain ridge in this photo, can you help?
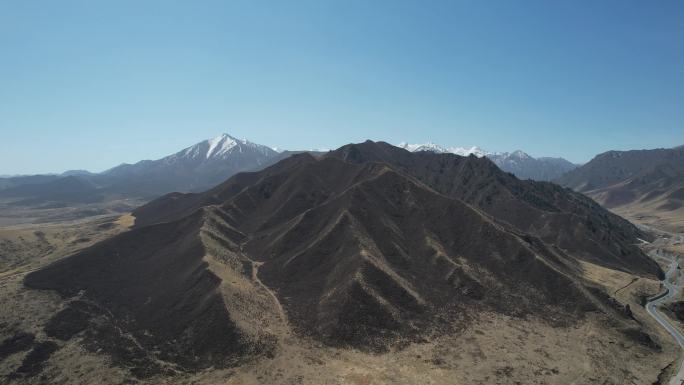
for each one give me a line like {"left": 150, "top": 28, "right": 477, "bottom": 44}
{"left": 557, "top": 145, "right": 684, "bottom": 232}
{"left": 23, "top": 141, "right": 661, "bottom": 378}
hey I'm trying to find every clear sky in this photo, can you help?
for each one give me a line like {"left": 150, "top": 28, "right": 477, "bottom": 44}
{"left": 1, "top": 0, "right": 682, "bottom": 174}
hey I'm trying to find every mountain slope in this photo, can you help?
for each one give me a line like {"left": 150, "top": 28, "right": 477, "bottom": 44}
{"left": 398, "top": 142, "right": 577, "bottom": 181}
{"left": 557, "top": 147, "right": 684, "bottom": 192}
{"left": 557, "top": 146, "right": 684, "bottom": 232}
{"left": 22, "top": 141, "right": 664, "bottom": 380}
{"left": 488, "top": 152, "right": 577, "bottom": 181}
{"left": 24, "top": 209, "right": 271, "bottom": 375}
{"left": 101, "top": 133, "right": 279, "bottom": 196}
{"left": 329, "top": 141, "right": 658, "bottom": 277}
{"left": 136, "top": 141, "right": 659, "bottom": 277}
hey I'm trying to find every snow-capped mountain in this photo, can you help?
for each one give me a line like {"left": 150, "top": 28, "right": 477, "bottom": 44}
{"left": 447, "top": 146, "right": 491, "bottom": 158}
{"left": 172, "top": 134, "right": 277, "bottom": 161}
{"left": 0, "top": 134, "right": 287, "bottom": 214}
{"left": 398, "top": 142, "right": 492, "bottom": 157}
{"left": 399, "top": 142, "right": 577, "bottom": 181}
{"left": 102, "top": 134, "right": 279, "bottom": 194}
{"left": 106, "top": 134, "right": 276, "bottom": 172}
{"left": 398, "top": 142, "right": 448, "bottom": 153}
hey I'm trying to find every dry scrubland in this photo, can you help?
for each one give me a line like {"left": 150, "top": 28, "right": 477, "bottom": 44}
{"left": 0, "top": 214, "right": 134, "bottom": 275}
{"left": 0, "top": 214, "right": 135, "bottom": 383}
{"left": 0, "top": 266, "right": 679, "bottom": 385}
{"left": 614, "top": 204, "right": 684, "bottom": 235}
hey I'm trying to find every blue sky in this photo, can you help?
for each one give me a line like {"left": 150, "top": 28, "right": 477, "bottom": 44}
{"left": 1, "top": 0, "right": 682, "bottom": 174}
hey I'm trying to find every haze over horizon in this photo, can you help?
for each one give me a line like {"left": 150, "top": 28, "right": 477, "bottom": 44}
{"left": 1, "top": 0, "right": 683, "bottom": 174}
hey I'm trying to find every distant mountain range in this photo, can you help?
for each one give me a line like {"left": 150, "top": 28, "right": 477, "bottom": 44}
{"left": 0, "top": 134, "right": 281, "bottom": 207}
{"left": 398, "top": 142, "right": 578, "bottom": 181}
{"left": 398, "top": 142, "right": 491, "bottom": 157}
{"left": 0, "top": 136, "right": 580, "bottom": 204}
{"left": 0, "top": 174, "right": 64, "bottom": 191}
{"left": 556, "top": 145, "right": 684, "bottom": 232}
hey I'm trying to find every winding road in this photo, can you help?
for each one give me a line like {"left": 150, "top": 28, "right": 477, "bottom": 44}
{"left": 646, "top": 259, "right": 684, "bottom": 385}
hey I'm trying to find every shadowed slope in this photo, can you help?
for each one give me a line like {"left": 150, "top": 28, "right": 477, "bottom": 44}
{"left": 24, "top": 209, "right": 270, "bottom": 375}
{"left": 132, "top": 153, "right": 319, "bottom": 228}
{"left": 250, "top": 169, "right": 595, "bottom": 349}
{"left": 24, "top": 142, "right": 659, "bottom": 373}
{"left": 326, "top": 141, "right": 660, "bottom": 278}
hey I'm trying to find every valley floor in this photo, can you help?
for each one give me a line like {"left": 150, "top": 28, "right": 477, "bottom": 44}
{"left": 0, "top": 197, "right": 144, "bottom": 228}
{"left": 613, "top": 204, "right": 684, "bottom": 236}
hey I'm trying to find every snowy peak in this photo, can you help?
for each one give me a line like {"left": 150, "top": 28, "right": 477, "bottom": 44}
{"left": 445, "top": 146, "right": 491, "bottom": 158}
{"left": 177, "top": 133, "right": 276, "bottom": 161}
{"left": 398, "top": 142, "right": 491, "bottom": 157}
{"left": 102, "top": 133, "right": 280, "bottom": 194}
{"left": 398, "top": 141, "right": 576, "bottom": 181}
{"left": 398, "top": 142, "right": 447, "bottom": 153}
{"left": 490, "top": 150, "right": 533, "bottom": 163}
{"left": 507, "top": 150, "right": 531, "bottom": 160}
{"left": 206, "top": 134, "right": 240, "bottom": 159}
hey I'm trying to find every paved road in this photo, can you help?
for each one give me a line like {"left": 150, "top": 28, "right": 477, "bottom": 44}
{"left": 646, "top": 259, "right": 684, "bottom": 385}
